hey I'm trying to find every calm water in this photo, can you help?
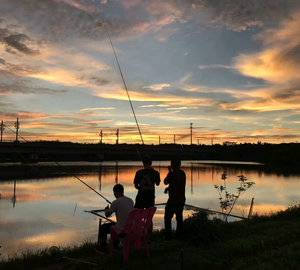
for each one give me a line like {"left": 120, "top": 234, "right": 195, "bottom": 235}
{"left": 1, "top": 160, "right": 300, "bottom": 258}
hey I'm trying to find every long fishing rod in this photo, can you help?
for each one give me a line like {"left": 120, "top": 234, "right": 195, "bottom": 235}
{"left": 4, "top": 125, "right": 111, "bottom": 204}
{"left": 100, "top": 14, "right": 147, "bottom": 158}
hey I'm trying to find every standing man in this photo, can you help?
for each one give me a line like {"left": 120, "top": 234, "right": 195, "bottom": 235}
{"left": 164, "top": 157, "right": 186, "bottom": 240}
{"left": 134, "top": 155, "right": 161, "bottom": 209}
{"left": 95, "top": 184, "right": 134, "bottom": 254}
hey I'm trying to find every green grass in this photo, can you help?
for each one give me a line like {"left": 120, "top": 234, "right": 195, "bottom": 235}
{"left": 2, "top": 205, "right": 300, "bottom": 270}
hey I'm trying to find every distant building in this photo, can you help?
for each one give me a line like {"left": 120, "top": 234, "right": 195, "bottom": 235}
{"left": 223, "top": 141, "right": 237, "bottom": 146}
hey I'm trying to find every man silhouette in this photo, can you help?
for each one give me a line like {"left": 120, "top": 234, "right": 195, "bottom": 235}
{"left": 95, "top": 184, "right": 134, "bottom": 254}
{"left": 164, "top": 157, "right": 186, "bottom": 240}
{"left": 134, "top": 155, "right": 161, "bottom": 209}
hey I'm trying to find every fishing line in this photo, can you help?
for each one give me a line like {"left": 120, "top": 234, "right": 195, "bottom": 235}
{"left": 100, "top": 13, "right": 147, "bottom": 157}
{"left": 4, "top": 126, "right": 111, "bottom": 204}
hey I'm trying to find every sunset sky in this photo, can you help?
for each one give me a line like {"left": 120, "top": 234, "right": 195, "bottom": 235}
{"left": 1, "top": 0, "right": 300, "bottom": 145}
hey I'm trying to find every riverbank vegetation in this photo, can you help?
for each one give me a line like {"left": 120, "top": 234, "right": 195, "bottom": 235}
{"left": 1, "top": 141, "right": 300, "bottom": 168}
{"left": 1, "top": 204, "right": 300, "bottom": 270}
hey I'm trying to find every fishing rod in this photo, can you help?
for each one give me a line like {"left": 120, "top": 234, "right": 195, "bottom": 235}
{"left": 84, "top": 209, "right": 115, "bottom": 223}
{"left": 100, "top": 13, "right": 147, "bottom": 158}
{"left": 4, "top": 125, "right": 112, "bottom": 204}
{"left": 154, "top": 203, "right": 246, "bottom": 220}
{"left": 2, "top": 14, "right": 149, "bottom": 204}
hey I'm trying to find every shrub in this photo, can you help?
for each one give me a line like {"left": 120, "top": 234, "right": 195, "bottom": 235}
{"left": 183, "top": 210, "right": 221, "bottom": 245}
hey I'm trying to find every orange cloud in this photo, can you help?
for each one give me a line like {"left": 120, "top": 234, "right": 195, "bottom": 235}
{"left": 233, "top": 11, "right": 300, "bottom": 83}
{"left": 1, "top": 112, "right": 49, "bottom": 121}
{"left": 94, "top": 86, "right": 211, "bottom": 106}
{"left": 233, "top": 48, "right": 300, "bottom": 83}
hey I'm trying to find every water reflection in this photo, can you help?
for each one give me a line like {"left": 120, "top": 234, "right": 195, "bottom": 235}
{"left": 0, "top": 160, "right": 300, "bottom": 258}
{"left": 98, "top": 163, "right": 102, "bottom": 191}
{"left": 12, "top": 179, "right": 17, "bottom": 208}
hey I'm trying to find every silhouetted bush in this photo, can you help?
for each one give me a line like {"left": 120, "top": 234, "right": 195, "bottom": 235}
{"left": 183, "top": 210, "right": 221, "bottom": 245}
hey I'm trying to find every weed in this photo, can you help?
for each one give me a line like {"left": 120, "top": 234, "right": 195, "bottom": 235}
{"left": 214, "top": 173, "right": 255, "bottom": 221}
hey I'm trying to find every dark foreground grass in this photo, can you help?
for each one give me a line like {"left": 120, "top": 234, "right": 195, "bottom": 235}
{"left": 2, "top": 205, "right": 300, "bottom": 270}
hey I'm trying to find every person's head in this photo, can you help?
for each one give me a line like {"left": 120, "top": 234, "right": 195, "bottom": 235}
{"left": 171, "top": 157, "right": 181, "bottom": 170}
{"left": 113, "top": 184, "right": 124, "bottom": 198}
{"left": 142, "top": 155, "right": 152, "bottom": 169}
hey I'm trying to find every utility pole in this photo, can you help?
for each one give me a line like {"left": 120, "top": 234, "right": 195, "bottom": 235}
{"left": 99, "top": 130, "right": 103, "bottom": 144}
{"left": 0, "top": 120, "right": 4, "bottom": 142}
{"left": 190, "top": 123, "right": 193, "bottom": 145}
{"left": 197, "top": 139, "right": 199, "bottom": 145}
{"left": 174, "top": 134, "right": 176, "bottom": 144}
{"left": 159, "top": 136, "right": 160, "bottom": 145}
{"left": 211, "top": 138, "right": 213, "bottom": 146}
{"left": 116, "top": 129, "right": 119, "bottom": 145}
{"left": 15, "top": 118, "right": 19, "bottom": 142}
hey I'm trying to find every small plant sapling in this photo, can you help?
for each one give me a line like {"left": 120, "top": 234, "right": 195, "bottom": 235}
{"left": 214, "top": 173, "right": 255, "bottom": 221}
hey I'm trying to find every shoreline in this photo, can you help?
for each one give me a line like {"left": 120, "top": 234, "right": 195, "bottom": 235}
{"left": 1, "top": 205, "right": 300, "bottom": 269}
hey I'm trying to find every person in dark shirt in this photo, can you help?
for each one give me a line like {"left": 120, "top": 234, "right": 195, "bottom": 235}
{"left": 134, "top": 156, "right": 160, "bottom": 238}
{"left": 164, "top": 157, "right": 186, "bottom": 240}
{"left": 134, "top": 155, "right": 161, "bottom": 209}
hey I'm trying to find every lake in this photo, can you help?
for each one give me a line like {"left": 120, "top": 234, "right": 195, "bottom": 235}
{"left": 1, "top": 160, "right": 300, "bottom": 258}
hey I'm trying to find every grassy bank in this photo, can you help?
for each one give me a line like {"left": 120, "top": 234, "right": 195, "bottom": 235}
{"left": 1, "top": 205, "right": 300, "bottom": 270}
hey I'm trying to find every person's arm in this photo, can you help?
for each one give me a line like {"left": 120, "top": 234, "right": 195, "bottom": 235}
{"left": 164, "top": 166, "right": 172, "bottom": 185}
{"left": 134, "top": 171, "right": 140, "bottom": 190}
{"left": 104, "top": 205, "right": 114, "bottom": 217}
{"left": 155, "top": 171, "right": 161, "bottom": 186}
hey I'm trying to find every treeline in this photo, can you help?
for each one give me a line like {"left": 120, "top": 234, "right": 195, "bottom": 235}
{"left": 1, "top": 141, "right": 300, "bottom": 168}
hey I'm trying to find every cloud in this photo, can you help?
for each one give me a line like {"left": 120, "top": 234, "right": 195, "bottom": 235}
{"left": 155, "top": 27, "right": 179, "bottom": 42}
{"left": 143, "top": 83, "right": 171, "bottom": 91}
{"left": 0, "top": 43, "right": 110, "bottom": 93}
{"left": 3, "top": 33, "right": 39, "bottom": 55}
{"left": 0, "top": 80, "right": 68, "bottom": 95}
{"left": 233, "top": 48, "right": 300, "bottom": 83}
{"left": 0, "top": 27, "right": 40, "bottom": 55}
{"left": 139, "top": 104, "right": 169, "bottom": 108}
{"left": 146, "top": 0, "right": 182, "bottom": 26}
{"left": 1, "top": 0, "right": 289, "bottom": 51}
{"left": 0, "top": 111, "right": 48, "bottom": 121}
{"left": 192, "top": 0, "right": 294, "bottom": 31}
{"left": 2, "top": 62, "right": 44, "bottom": 76}
{"left": 94, "top": 86, "right": 210, "bottom": 106}
{"left": 0, "top": 111, "right": 75, "bottom": 124}
{"left": 0, "top": 0, "right": 106, "bottom": 40}
{"left": 77, "top": 75, "right": 111, "bottom": 86}
{"left": 233, "top": 10, "right": 300, "bottom": 83}
{"left": 166, "top": 106, "right": 198, "bottom": 110}
{"left": 272, "top": 82, "right": 300, "bottom": 102}
{"left": 115, "top": 121, "right": 139, "bottom": 126}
